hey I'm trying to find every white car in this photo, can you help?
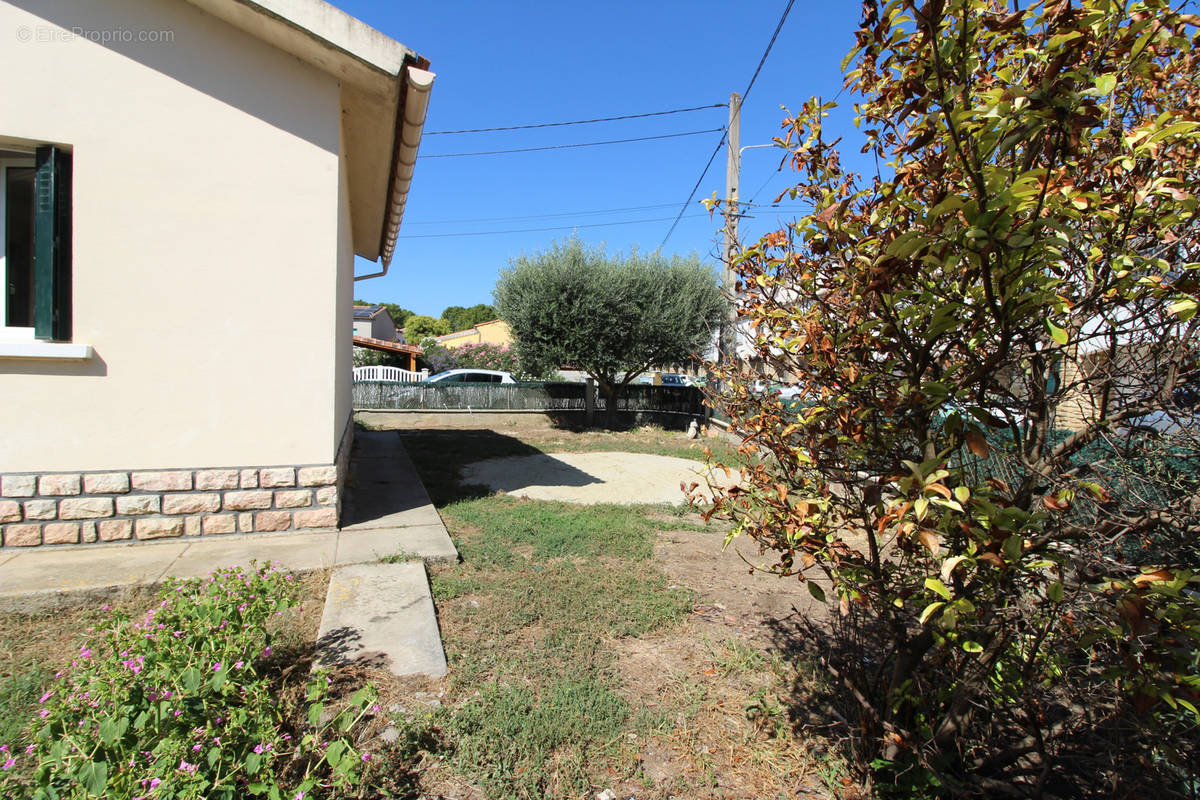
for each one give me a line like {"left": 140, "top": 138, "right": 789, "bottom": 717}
{"left": 425, "top": 369, "right": 517, "bottom": 384}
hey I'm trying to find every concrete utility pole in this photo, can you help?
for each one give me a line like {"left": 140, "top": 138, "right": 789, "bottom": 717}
{"left": 719, "top": 91, "right": 741, "bottom": 367}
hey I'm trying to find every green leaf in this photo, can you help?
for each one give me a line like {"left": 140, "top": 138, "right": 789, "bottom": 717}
{"left": 1048, "top": 582, "right": 1064, "bottom": 603}
{"left": 1046, "top": 319, "right": 1068, "bottom": 345}
{"left": 919, "top": 601, "right": 945, "bottom": 625}
{"left": 308, "top": 702, "right": 324, "bottom": 729}
{"left": 924, "top": 577, "right": 952, "bottom": 600}
{"left": 962, "top": 640, "right": 984, "bottom": 653}
{"left": 1003, "top": 535, "right": 1024, "bottom": 563}
{"left": 807, "top": 581, "right": 826, "bottom": 603}
{"left": 325, "top": 740, "right": 346, "bottom": 769}
{"left": 1091, "top": 73, "right": 1117, "bottom": 95}
{"left": 81, "top": 761, "right": 107, "bottom": 797}
{"left": 245, "top": 752, "right": 261, "bottom": 776}
{"left": 182, "top": 666, "right": 201, "bottom": 693}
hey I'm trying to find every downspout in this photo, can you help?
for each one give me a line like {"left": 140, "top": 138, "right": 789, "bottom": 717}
{"left": 355, "top": 63, "right": 435, "bottom": 281}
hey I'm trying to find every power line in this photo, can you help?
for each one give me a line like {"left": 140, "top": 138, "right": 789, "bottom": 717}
{"left": 740, "top": 0, "right": 795, "bottom": 105}
{"left": 658, "top": 139, "right": 726, "bottom": 248}
{"left": 660, "top": 0, "right": 797, "bottom": 248}
{"left": 425, "top": 104, "right": 726, "bottom": 135}
{"left": 419, "top": 128, "right": 725, "bottom": 159}
{"left": 404, "top": 202, "right": 684, "bottom": 226}
{"left": 397, "top": 214, "right": 709, "bottom": 240}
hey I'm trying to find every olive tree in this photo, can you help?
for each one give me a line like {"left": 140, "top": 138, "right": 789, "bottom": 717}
{"left": 495, "top": 237, "right": 725, "bottom": 426}
{"left": 699, "top": 0, "right": 1200, "bottom": 793}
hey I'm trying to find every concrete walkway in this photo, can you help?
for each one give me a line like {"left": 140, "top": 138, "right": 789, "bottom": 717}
{"left": 0, "top": 431, "right": 458, "bottom": 611}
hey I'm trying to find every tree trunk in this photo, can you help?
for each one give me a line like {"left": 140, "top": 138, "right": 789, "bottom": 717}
{"left": 597, "top": 378, "right": 620, "bottom": 430}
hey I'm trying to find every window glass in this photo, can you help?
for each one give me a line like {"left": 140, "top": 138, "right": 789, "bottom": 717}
{"left": 4, "top": 164, "right": 34, "bottom": 328}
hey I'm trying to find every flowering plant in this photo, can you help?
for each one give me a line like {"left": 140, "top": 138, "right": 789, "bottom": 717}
{"left": 0, "top": 564, "right": 376, "bottom": 800}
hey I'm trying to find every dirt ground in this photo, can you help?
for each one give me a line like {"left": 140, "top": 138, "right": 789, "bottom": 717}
{"left": 595, "top": 520, "right": 840, "bottom": 800}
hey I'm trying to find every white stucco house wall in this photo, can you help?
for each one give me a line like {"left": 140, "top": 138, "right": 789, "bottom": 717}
{"left": 0, "top": 0, "right": 433, "bottom": 547}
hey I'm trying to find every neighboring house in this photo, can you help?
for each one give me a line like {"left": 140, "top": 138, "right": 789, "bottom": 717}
{"left": 0, "top": 0, "right": 434, "bottom": 548}
{"left": 353, "top": 304, "right": 400, "bottom": 342}
{"left": 434, "top": 319, "right": 513, "bottom": 349}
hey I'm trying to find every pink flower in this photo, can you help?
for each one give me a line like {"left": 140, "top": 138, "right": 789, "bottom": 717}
{"left": 361, "top": 752, "right": 372, "bottom": 762}
{"left": 3, "top": 758, "right": 15, "bottom": 770}
{"left": 178, "top": 759, "right": 197, "bottom": 774}
{"left": 39, "top": 691, "right": 52, "bottom": 703}
{"left": 212, "top": 662, "right": 221, "bottom": 671}
{"left": 150, "top": 777, "right": 162, "bottom": 789}
{"left": 25, "top": 745, "right": 34, "bottom": 755}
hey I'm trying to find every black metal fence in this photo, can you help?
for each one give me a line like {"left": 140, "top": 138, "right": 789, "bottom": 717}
{"left": 352, "top": 380, "right": 705, "bottom": 415}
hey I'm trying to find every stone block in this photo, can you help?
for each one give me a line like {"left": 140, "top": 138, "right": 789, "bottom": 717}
{"left": 3, "top": 523, "right": 41, "bottom": 546}
{"left": 131, "top": 471, "right": 193, "bottom": 492}
{"left": 23, "top": 499, "right": 56, "bottom": 520}
{"left": 0, "top": 500, "right": 20, "bottom": 523}
{"left": 315, "top": 486, "right": 338, "bottom": 506}
{"left": 98, "top": 519, "right": 133, "bottom": 541}
{"left": 238, "top": 512, "right": 255, "bottom": 533}
{"left": 259, "top": 468, "right": 295, "bottom": 488}
{"left": 39, "top": 474, "right": 81, "bottom": 496}
{"left": 162, "top": 493, "right": 221, "bottom": 515}
{"left": 117, "top": 495, "right": 160, "bottom": 515}
{"left": 274, "top": 489, "right": 312, "bottom": 509}
{"left": 202, "top": 514, "right": 236, "bottom": 535}
{"left": 195, "top": 469, "right": 239, "bottom": 491}
{"left": 298, "top": 465, "right": 338, "bottom": 487}
{"left": 59, "top": 497, "right": 115, "bottom": 520}
{"left": 81, "top": 521, "right": 98, "bottom": 543}
{"left": 223, "top": 490, "right": 272, "bottom": 511}
{"left": 254, "top": 511, "right": 292, "bottom": 531}
{"left": 1, "top": 475, "right": 36, "bottom": 497}
{"left": 44, "top": 522, "right": 80, "bottom": 544}
{"left": 83, "top": 473, "right": 130, "bottom": 494}
{"left": 184, "top": 516, "right": 202, "bottom": 537}
{"left": 239, "top": 469, "right": 259, "bottom": 489}
{"left": 294, "top": 507, "right": 338, "bottom": 529}
{"left": 137, "top": 518, "right": 184, "bottom": 540}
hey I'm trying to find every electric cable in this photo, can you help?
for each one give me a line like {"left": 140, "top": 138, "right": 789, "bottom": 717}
{"left": 404, "top": 202, "right": 683, "bottom": 226}
{"left": 419, "top": 128, "right": 724, "bottom": 159}
{"left": 659, "top": 0, "right": 797, "bottom": 247}
{"left": 425, "top": 104, "right": 726, "bottom": 135}
{"left": 396, "top": 214, "right": 709, "bottom": 239}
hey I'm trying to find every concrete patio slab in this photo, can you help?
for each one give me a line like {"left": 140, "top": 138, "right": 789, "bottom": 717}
{"left": 315, "top": 562, "right": 447, "bottom": 678}
{"left": 160, "top": 533, "right": 339, "bottom": 580}
{"left": 0, "top": 540, "right": 189, "bottom": 602}
{"left": 335, "top": 525, "right": 458, "bottom": 566}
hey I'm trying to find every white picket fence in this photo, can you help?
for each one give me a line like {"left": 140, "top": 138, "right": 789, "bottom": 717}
{"left": 352, "top": 365, "right": 429, "bottom": 383}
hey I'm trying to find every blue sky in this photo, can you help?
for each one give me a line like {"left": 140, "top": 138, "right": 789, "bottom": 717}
{"left": 338, "top": 1, "right": 869, "bottom": 318}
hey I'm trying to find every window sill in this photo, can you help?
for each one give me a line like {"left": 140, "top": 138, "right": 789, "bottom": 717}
{"left": 0, "top": 340, "right": 93, "bottom": 360}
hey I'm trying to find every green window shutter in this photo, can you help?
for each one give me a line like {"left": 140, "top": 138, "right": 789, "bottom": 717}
{"left": 33, "top": 145, "right": 72, "bottom": 341}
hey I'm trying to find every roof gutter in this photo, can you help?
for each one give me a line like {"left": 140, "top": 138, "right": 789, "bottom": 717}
{"left": 357, "top": 62, "right": 435, "bottom": 281}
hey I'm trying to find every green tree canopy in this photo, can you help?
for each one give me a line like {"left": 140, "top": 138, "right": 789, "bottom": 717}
{"left": 403, "top": 314, "right": 450, "bottom": 342}
{"left": 495, "top": 237, "right": 725, "bottom": 425}
{"left": 441, "top": 304, "right": 497, "bottom": 332}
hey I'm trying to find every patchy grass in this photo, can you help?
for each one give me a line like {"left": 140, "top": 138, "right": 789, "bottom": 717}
{"left": 377, "top": 425, "right": 835, "bottom": 799}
